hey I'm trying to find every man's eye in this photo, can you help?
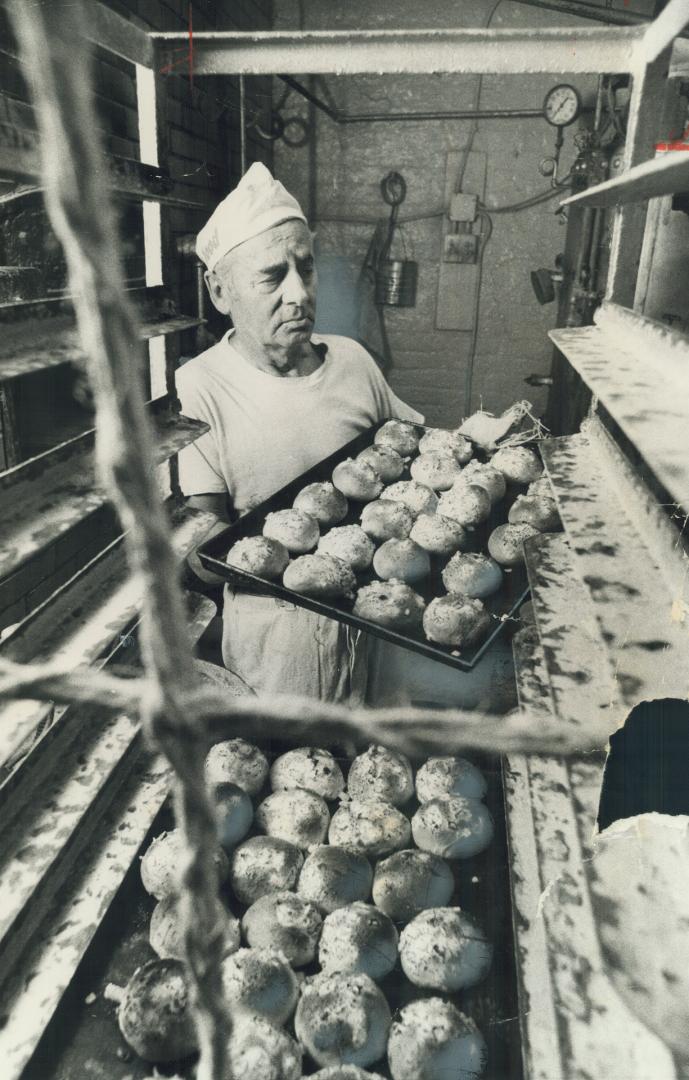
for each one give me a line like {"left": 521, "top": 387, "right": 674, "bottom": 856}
{"left": 300, "top": 260, "right": 315, "bottom": 276}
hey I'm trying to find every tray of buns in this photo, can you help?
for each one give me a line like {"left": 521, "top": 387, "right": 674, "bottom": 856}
{"left": 197, "top": 419, "right": 559, "bottom": 672}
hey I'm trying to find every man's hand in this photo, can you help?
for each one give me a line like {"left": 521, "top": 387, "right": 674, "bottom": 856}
{"left": 186, "top": 493, "right": 233, "bottom": 586}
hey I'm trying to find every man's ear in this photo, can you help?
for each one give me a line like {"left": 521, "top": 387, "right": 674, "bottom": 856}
{"left": 204, "top": 268, "right": 233, "bottom": 316}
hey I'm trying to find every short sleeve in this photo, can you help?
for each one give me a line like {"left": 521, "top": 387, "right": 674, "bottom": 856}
{"left": 351, "top": 341, "right": 425, "bottom": 425}
{"left": 176, "top": 366, "right": 227, "bottom": 496}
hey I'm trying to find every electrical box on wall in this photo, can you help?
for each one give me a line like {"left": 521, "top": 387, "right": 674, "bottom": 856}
{"left": 436, "top": 150, "right": 487, "bottom": 331}
{"left": 449, "top": 193, "right": 479, "bottom": 223}
{"left": 443, "top": 234, "right": 479, "bottom": 264}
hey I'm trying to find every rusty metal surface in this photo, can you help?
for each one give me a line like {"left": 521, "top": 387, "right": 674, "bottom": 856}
{"left": 0, "top": 709, "right": 142, "bottom": 982}
{"left": 0, "top": 504, "right": 217, "bottom": 771}
{"left": 549, "top": 316, "right": 689, "bottom": 511}
{"left": 0, "top": 409, "right": 209, "bottom": 581}
{"left": 524, "top": 531, "right": 619, "bottom": 740}
{"left": 0, "top": 314, "right": 203, "bottom": 381}
{"left": 506, "top": 630, "right": 562, "bottom": 1080}
{"left": 151, "top": 25, "right": 642, "bottom": 76}
{"left": 540, "top": 431, "right": 689, "bottom": 706}
{"left": 562, "top": 151, "right": 689, "bottom": 209}
{"left": 0, "top": 745, "right": 171, "bottom": 1080}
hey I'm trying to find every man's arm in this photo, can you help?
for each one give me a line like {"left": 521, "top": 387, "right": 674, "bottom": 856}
{"left": 186, "top": 492, "right": 233, "bottom": 586}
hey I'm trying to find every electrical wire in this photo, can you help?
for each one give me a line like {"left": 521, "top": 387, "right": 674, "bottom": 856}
{"left": 454, "top": 0, "right": 504, "bottom": 195}
{"left": 480, "top": 175, "right": 573, "bottom": 213}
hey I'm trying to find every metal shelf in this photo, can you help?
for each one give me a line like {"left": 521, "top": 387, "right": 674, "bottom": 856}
{"left": 523, "top": 531, "right": 618, "bottom": 742}
{"left": 0, "top": 312, "right": 204, "bottom": 382}
{"left": 550, "top": 302, "right": 689, "bottom": 512}
{"left": 539, "top": 427, "right": 689, "bottom": 707}
{"left": 506, "top": 569, "right": 674, "bottom": 1079}
{"left": 0, "top": 406, "right": 209, "bottom": 584}
{"left": 561, "top": 150, "right": 689, "bottom": 209}
{"left": 0, "top": 503, "right": 217, "bottom": 774}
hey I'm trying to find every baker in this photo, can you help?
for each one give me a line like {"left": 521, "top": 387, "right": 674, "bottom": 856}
{"left": 178, "top": 162, "right": 422, "bottom": 703}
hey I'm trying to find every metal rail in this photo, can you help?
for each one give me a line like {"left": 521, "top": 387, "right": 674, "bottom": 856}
{"left": 150, "top": 25, "right": 643, "bottom": 76}
{"left": 279, "top": 75, "right": 544, "bottom": 123}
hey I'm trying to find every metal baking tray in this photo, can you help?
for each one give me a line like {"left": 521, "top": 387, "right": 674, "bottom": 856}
{"left": 197, "top": 421, "right": 530, "bottom": 672}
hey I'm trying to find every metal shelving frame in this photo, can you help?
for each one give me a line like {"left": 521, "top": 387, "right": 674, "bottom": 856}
{"left": 1, "top": 3, "right": 689, "bottom": 1078}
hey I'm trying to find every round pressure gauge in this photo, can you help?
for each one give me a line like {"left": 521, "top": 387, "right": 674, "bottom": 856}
{"left": 543, "top": 84, "right": 581, "bottom": 127}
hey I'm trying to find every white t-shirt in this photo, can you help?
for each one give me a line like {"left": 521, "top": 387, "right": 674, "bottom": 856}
{"left": 176, "top": 330, "right": 423, "bottom": 704}
{"left": 176, "top": 331, "right": 422, "bottom": 509}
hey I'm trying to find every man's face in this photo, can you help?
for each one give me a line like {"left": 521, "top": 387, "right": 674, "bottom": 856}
{"left": 207, "top": 219, "right": 317, "bottom": 369}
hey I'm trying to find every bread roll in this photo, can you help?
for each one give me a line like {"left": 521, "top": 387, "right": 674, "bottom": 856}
{"left": 383, "top": 480, "right": 439, "bottom": 518}
{"left": 270, "top": 747, "right": 345, "bottom": 801}
{"left": 353, "top": 581, "right": 425, "bottom": 631}
{"left": 210, "top": 781, "right": 254, "bottom": 851}
{"left": 150, "top": 895, "right": 240, "bottom": 962}
{"left": 398, "top": 907, "right": 493, "bottom": 991}
{"left": 374, "top": 419, "right": 420, "bottom": 457}
{"left": 387, "top": 997, "right": 487, "bottom": 1080}
{"left": 298, "top": 846, "right": 374, "bottom": 913}
{"left": 255, "top": 788, "right": 331, "bottom": 849}
{"left": 418, "top": 428, "right": 473, "bottom": 464}
{"left": 263, "top": 508, "right": 320, "bottom": 553}
{"left": 360, "top": 499, "right": 414, "bottom": 542}
{"left": 441, "top": 552, "right": 503, "bottom": 599}
{"left": 487, "top": 522, "right": 539, "bottom": 566}
{"left": 423, "top": 595, "right": 490, "bottom": 648}
{"left": 372, "top": 538, "right": 431, "bottom": 585}
{"left": 490, "top": 444, "right": 543, "bottom": 484}
{"left": 294, "top": 972, "right": 391, "bottom": 1068}
{"left": 221, "top": 947, "right": 298, "bottom": 1025}
{"left": 318, "top": 525, "right": 375, "bottom": 571}
{"left": 415, "top": 757, "right": 487, "bottom": 802}
{"left": 332, "top": 458, "right": 384, "bottom": 502}
{"left": 454, "top": 459, "right": 506, "bottom": 503}
{"left": 140, "top": 829, "right": 229, "bottom": 901}
{"left": 241, "top": 891, "right": 322, "bottom": 967}
{"left": 226, "top": 536, "right": 289, "bottom": 579}
{"left": 347, "top": 744, "right": 414, "bottom": 807}
{"left": 409, "top": 512, "right": 467, "bottom": 557}
{"left": 117, "top": 959, "right": 197, "bottom": 1063}
{"left": 508, "top": 493, "right": 559, "bottom": 531}
{"left": 410, "top": 452, "right": 463, "bottom": 491}
{"left": 230, "top": 835, "right": 304, "bottom": 905}
{"left": 411, "top": 795, "right": 494, "bottom": 859}
{"left": 319, "top": 902, "right": 398, "bottom": 981}
{"left": 283, "top": 553, "right": 356, "bottom": 599}
{"left": 329, "top": 799, "right": 411, "bottom": 857}
{"left": 205, "top": 738, "right": 269, "bottom": 796}
{"left": 294, "top": 481, "right": 349, "bottom": 526}
{"left": 437, "top": 483, "right": 491, "bottom": 527}
{"left": 357, "top": 445, "right": 405, "bottom": 483}
{"left": 527, "top": 474, "right": 553, "bottom": 499}
{"left": 372, "top": 849, "right": 454, "bottom": 922}
{"left": 226, "top": 1013, "right": 302, "bottom": 1080}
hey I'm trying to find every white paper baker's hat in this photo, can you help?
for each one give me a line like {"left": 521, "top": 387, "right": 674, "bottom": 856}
{"left": 196, "top": 162, "right": 307, "bottom": 270}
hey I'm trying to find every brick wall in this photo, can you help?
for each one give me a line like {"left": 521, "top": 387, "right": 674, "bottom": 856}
{"left": 273, "top": 0, "right": 601, "bottom": 427}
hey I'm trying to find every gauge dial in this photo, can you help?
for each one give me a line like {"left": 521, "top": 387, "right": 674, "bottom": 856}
{"left": 543, "top": 84, "right": 581, "bottom": 127}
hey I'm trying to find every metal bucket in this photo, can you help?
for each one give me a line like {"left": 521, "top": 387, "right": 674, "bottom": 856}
{"left": 375, "top": 259, "right": 418, "bottom": 307}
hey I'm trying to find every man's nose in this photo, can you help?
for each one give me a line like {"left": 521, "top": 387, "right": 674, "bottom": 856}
{"left": 282, "top": 265, "right": 312, "bottom": 308}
